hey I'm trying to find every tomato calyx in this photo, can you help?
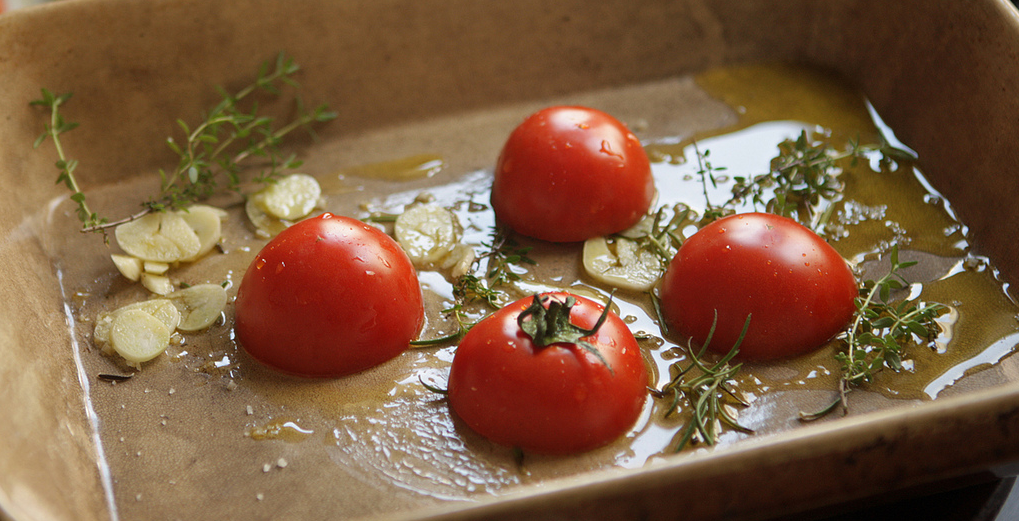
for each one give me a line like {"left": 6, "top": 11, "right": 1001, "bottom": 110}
{"left": 517, "top": 293, "right": 614, "bottom": 373}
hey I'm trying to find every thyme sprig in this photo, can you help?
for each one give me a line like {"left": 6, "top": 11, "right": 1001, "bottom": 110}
{"left": 621, "top": 202, "right": 696, "bottom": 265}
{"left": 31, "top": 90, "right": 104, "bottom": 232}
{"left": 32, "top": 51, "right": 337, "bottom": 235}
{"left": 454, "top": 227, "right": 535, "bottom": 308}
{"left": 654, "top": 313, "right": 754, "bottom": 451}
{"left": 692, "top": 142, "right": 729, "bottom": 223}
{"left": 412, "top": 227, "right": 536, "bottom": 347}
{"left": 724, "top": 131, "right": 914, "bottom": 233}
{"left": 801, "top": 245, "right": 944, "bottom": 421}
{"left": 479, "top": 229, "right": 536, "bottom": 291}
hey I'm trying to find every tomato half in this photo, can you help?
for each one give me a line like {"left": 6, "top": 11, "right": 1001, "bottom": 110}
{"left": 491, "top": 106, "right": 655, "bottom": 243}
{"left": 234, "top": 213, "right": 424, "bottom": 377}
{"left": 659, "top": 213, "right": 858, "bottom": 360}
{"left": 448, "top": 292, "right": 648, "bottom": 454}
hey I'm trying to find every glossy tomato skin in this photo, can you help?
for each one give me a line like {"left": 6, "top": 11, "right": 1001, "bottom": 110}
{"left": 448, "top": 292, "right": 648, "bottom": 454}
{"left": 491, "top": 106, "right": 655, "bottom": 243}
{"left": 659, "top": 213, "right": 858, "bottom": 361}
{"left": 234, "top": 213, "right": 424, "bottom": 377}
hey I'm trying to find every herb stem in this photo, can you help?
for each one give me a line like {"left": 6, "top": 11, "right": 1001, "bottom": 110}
{"left": 35, "top": 51, "right": 335, "bottom": 235}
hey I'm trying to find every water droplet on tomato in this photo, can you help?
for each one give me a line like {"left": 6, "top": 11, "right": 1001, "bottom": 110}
{"left": 599, "top": 140, "right": 624, "bottom": 159}
{"left": 255, "top": 258, "right": 267, "bottom": 270}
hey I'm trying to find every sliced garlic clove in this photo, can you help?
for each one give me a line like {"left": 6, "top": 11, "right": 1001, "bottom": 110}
{"left": 252, "top": 173, "right": 322, "bottom": 221}
{"left": 583, "top": 236, "right": 663, "bottom": 292}
{"left": 109, "top": 308, "right": 172, "bottom": 364}
{"left": 115, "top": 211, "right": 202, "bottom": 263}
{"left": 245, "top": 197, "right": 289, "bottom": 238}
{"left": 179, "top": 204, "right": 225, "bottom": 261}
{"left": 93, "top": 312, "right": 115, "bottom": 353}
{"left": 395, "top": 203, "right": 460, "bottom": 266}
{"left": 143, "top": 261, "right": 170, "bottom": 275}
{"left": 167, "top": 283, "right": 228, "bottom": 331}
{"left": 115, "top": 299, "right": 182, "bottom": 332}
{"left": 141, "top": 273, "right": 175, "bottom": 295}
{"left": 439, "top": 243, "right": 477, "bottom": 279}
{"left": 111, "top": 254, "right": 143, "bottom": 282}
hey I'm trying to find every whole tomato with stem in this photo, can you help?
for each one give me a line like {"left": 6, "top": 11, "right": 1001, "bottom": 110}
{"left": 491, "top": 106, "right": 655, "bottom": 243}
{"left": 659, "top": 213, "right": 858, "bottom": 360}
{"left": 448, "top": 292, "right": 648, "bottom": 454}
{"left": 234, "top": 213, "right": 424, "bottom": 377}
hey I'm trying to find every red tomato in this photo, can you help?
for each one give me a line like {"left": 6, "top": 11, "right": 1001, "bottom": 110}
{"left": 448, "top": 292, "right": 648, "bottom": 454}
{"left": 491, "top": 106, "right": 655, "bottom": 243}
{"left": 234, "top": 213, "right": 424, "bottom": 377}
{"left": 659, "top": 213, "right": 858, "bottom": 360}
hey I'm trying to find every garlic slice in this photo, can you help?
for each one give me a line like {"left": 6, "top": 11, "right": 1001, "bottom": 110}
{"left": 143, "top": 261, "right": 170, "bottom": 275}
{"left": 179, "top": 204, "right": 226, "bottom": 261}
{"left": 141, "top": 273, "right": 175, "bottom": 295}
{"left": 395, "top": 203, "right": 460, "bottom": 266}
{"left": 94, "top": 299, "right": 182, "bottom": 344}
{"left": 122, "top": 299, "right": 183, "bottom": 331}
{"left": 115, "top": 211, "right": 202, "bottom": 263}
{"left": 583, "top": 236, "right": 664, "bottom": 292}
{"left": 245, "top": 197, "right": 289, "bottom": 238}
{"left": 94, "top": 299, "right": 180, "bottom": 363}
{"left": 111, "top": 254, "right": 143, "bottom": 282}
{"left": 439, "top": 243, "right": 477, "bottom": 279}
{"left": 252, "top": 173, "right": 322, "bottom": 221}
{"left": 109, "top": 309, "right": 173, "bottom": 364}
{"left": 167, "top": 283, "right": 228, "bottom": 331}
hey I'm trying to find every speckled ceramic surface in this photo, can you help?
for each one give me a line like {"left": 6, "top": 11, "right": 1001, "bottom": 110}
{"left": 2, "top": 1, "right": 1019, "bottom": 520}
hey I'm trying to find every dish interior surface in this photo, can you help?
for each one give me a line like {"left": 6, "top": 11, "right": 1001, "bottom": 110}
{"left": 33, "top": 63, "right": 1019, "bottom": 521}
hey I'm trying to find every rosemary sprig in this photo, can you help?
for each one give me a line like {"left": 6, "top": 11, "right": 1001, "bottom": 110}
{"left": 654, "top": 312, "right": 754, "bottom": 451}
{"left": 32, "top": 51, "right": 337, "bottom": 234}
{"left": 801, "top": 245, "right": 943, "bottom": 421}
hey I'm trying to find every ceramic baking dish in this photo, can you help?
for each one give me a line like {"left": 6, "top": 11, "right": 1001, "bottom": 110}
{"left": 2, "top": 1, "right": 1019, "bottom": 520}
